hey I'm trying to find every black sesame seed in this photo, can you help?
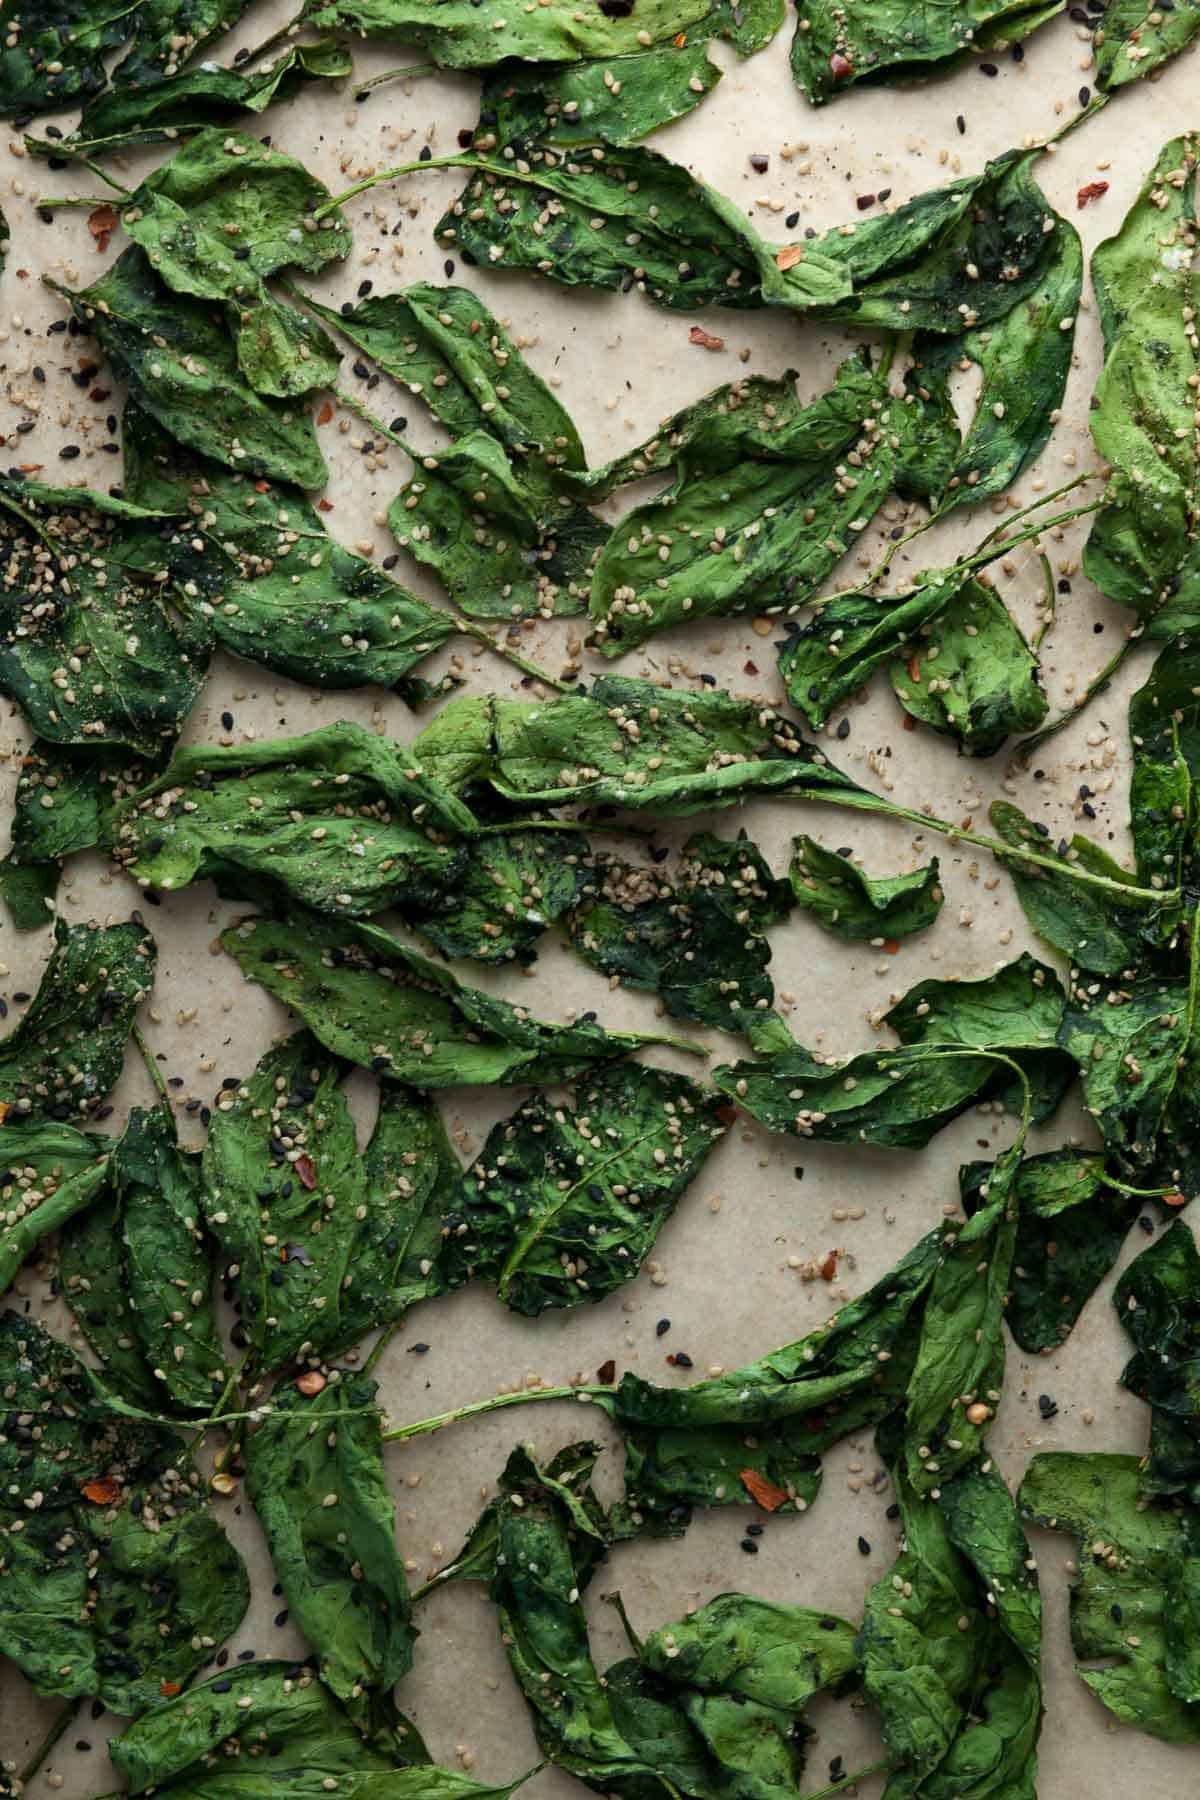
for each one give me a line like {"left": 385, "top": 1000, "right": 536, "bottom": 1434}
{"left": 979, "top": 61, "right": 998, "bottom": 76}
{"left": 59, "top": 444, "right": 81, "bottom": 459}
{"left": 1079, "top": 85, "right": 1091, "bottom": 106}
{"left": 836, "top": 717, "right": 850, "bottom": 739}
{"left": 857, "top": 1536, "right": 871, "bottom": 1555}
{"left": 673, "top": 1351, "right": 693, "bottom": 1368}
{"left": 408, "top": 1342, "right": 430, "bottom": 1353}
{"left": 358, "top": 280, "right": 373, "bottom": 297}
{"left": 956, "top": 113, "right": 966, "bottom": 134}
{"left": 275, "top": 1609, "right": 290, "bottom": 1626}
{"left": 1139, "top": 1215, "right": 1155, "bottom": 1234}
{"left": 656, "top": 1318, "right": 671, "bottom": 1336}
{"left": 785, "top": 210, "right": 799, "bottom": 228}
{"left": 1011, "top": 41, "right": 1024, "bottom": 59}
{"left": 1037, "top": 1393, "right": 1058, "bottom": 1420}
{"left": 886, "top": 1503, "right": 901, "bottom": 1520}
{"left": 390, "top": 417, "right": 408, "bottom": 433}
{"left": 444, "top": 259, "right": 456, "bottom": 277}
{"left": 740, "top": 1537, "right": 759, "bottom": 1553}
{"left": 1111, "top": 1602, "right": 1122, "bottom": 1622}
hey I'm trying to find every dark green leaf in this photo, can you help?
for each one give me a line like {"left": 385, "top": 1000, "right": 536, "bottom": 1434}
{"left": 1082, "top": 134, "right": 1200, "bottom": 637}
{"left": 961, "top": 1148, "right": 1139, "bottom": 1353}
{"left": 777, "top": 567, "right": 957, "bottom": 731}
{"left": 0, "top": 1311, "right": 249, "bottom": 1714}
{"left": 1059, "top": 973, "right": 1193, "bottom": 1192}
{"left": 415, "top": 673, "right": 863, "bottom": 815}
{"left": 61, "top": 1107, "right": 229, "bottom": 1416}
{"left": 0, "top": 0, "right": 128, "bottom": 118}
{"left": 107, "top": 0, "right": 252, "bottom": 91}
{"left": 201, "top": 1031, "right": 460, "bottom": 1368}
{"left": 245, "top": 1372, "right": 415, "bottom": 1700}
{"left": 1126, "top": 639, "right": 1196, "bottom": 898}
{"left": 789, "top": 835, "right": 942, "bottom": 941}
{"left": 120, "top": 400, "right": 456, "bottom": 692}
{"left": 566, "top": 831, "right": 789, "bottom": 1032}
{"left": 1094, "top": 0, "right": 1200, "bottom": 91}
{"left": 0, "top": 1122, "right": 109, "bottom": 1299}
{"left": 0, "top": 741, "right": 105, "bottom": 930}
{"left": 109, "top": 722, "right": 474, "bottom": 917}
{"left": 597, "top": 1225, "right": 942, "bottom": 1531}
{"left": 476, "top": 48, "right": 722, "bottom": 148}
{"left": 588, "top": 354, "right": 900, "bottom": 652}
{"left": 110, "top": 1661, "right": 435, "bottom": 1794}
{"left": 441, "top": 1061, "right": 728, "bottom": 1314}
{"left": 0, "top": 480, "right": 210, "bottom": 755}
{"left": 0, "top": 918, "right": 156, "bottom": 1126}
{"left": 52, "top": 248, "right": 328, "bottom": 489}
{"left": 404, "top": 826, "right": 589, "bottom": 965}
{"left": 224, "top": 908, "right": 694, "bottom": 1086}
{"left": 1115, "top": 1221, "right": 1200, "bottom": 1503}
{"left": 889, "top": 577, "right": 1047, "bottom": 754}
{"left": 790, "top": 0, "right": 1063, "bottom": 104}
{"left": 1019, "top": 1451, "right": 1200, "bottom": 1742}
{"left": 52, "top": 40, "right": 353, "bottom": 156}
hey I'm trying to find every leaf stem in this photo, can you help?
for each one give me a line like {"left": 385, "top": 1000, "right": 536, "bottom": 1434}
{"left": 354, "top": 61, "right": 439, "bottom": 96}
{"left": 800, "top": 1758, "right": 892, "bottom": 1800}
{"left": 18, "top": 1699, "right": 79, "bottom": 1785}
{"left": 363, "top": 1317, "right": 406, "bottom": 1378}
{"left": 34, "top": 193, "right": 115, "bottom": 212}
{"left": 233, "top": 8, "right": 306, "bottom": 70}
{"left": 1015, "top": 631, "right": 1142, "bottom": 761}
{"left": 132, "top": 1020, "right": 173, "bottom": 1109}
{"left": 603, "top": 1589, "right": 645, "bottom": 1654}
{"left": 382, "top": 1382, "right": 607, "bottom": 1444}
{"left": 318, "top": 153, "right": 480, "bottom": 217}
{"left": 1103, "top": 1173, "right": 1181, "bottom": 1200}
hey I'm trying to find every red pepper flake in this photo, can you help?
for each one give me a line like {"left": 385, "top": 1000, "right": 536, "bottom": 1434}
{"left": 881, "top": 939, "right": 901, "bottom": 955}
{"left": 295, "top": 1153, "right": 317, "bottom": 1190}
{"left": 1165, "top": 1191, "right": 1187, "bottom": 1207}
{"left": 317, "top": 497, "right": 334, "bottom": 512}
{"left": 901, "top": 714, "right": 917, "bottom": 732}
{"left": 596, "top": 1358, "right": 616, "bottom": 1384}
{"left": 714, "top": 1102, "right": 739, "bottom": 1125}
{"left": 819, "top": 1250, "right": 839, "bottom": 1282}
{"left": 295, "top": 1370, "right": 327, "bottom": 1396}
{"left": 17, "top": 463, "right": 43, "bottom": 474}
{"left": 856, "top": 193, "right": 877, "bottom": 211}
{"left": 688, "top": 325, "right": 725, "bottom": 351}
{"left": 743, "top": 660, "right": 759, "bottom": 676}
{"left": 907, "top": 651, "right": 922, "bottom": 684}
{"left": 317, "top": 400, "right": 334, "bottom": 426}
{"left": 254, "top": 479, "right": 271, "bottom": 494}
{"left": 89, "top": 386, "right": 111, "bottom": 403}
{"left": 829, "top": 51, "right": 854, "bottom": 79}
{"left": 739, "top": 1469, "right": 789, "bottom": 1511}
{"left": 159, "top": 1681, "right": 182, "bottom": 1697}
{"left": 0, "top": 1102, "right": 8, "bottom": 1126}
{"left": 82, "top": 1476, "right": 122, "bottom": 1506}
{"left": 88, "top": 205, "right": 118, "bottom": 253}
{"left": 1076, "top": 181, "right": 1109, "bottom": 209}
{"left": 672, "top": 31, "right": 687, "bottom": 46}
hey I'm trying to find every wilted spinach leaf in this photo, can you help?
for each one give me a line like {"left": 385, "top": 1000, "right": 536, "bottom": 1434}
{"left": 0, "top": 741, "right": 107, "bottom": 931}
{"left": 789, "top": 836, "right": 942, "bottom": 941}
{"left": 246, "top": 1371, "right": 415, "bottom": 1700}
{"left": 778, "top": 567, "right": 960, "bottom": 731}
{"left": 1115, "top": 1221, "right": 1200, "bottom": 1503}
{"left": 0, "top": 1311, "right": 249, "bottom": 1714}
{"left": 109, "top": 722, "right": 474, "bottom": 917}
{"left": 404, "top": 826, "right": 589, "bottom": 964}
{"left": 0, "top": 918, "right": 155, "bottom": 1126}
{"left": 566, "top": 830, "right": 789, "bottom": 1033}
{"left": 201, "top": 1030, "right": 460, "bottom": 1368}
{"left": 0, "top": 1122, "right": 109, "bottom": 1299}
{"left": 0, "top": 0, "right": 129, "bottom": 118}
{"left": 790, "top": 0, "right": 1063, "bottom": 104}
{"left": 1083, "top": 134, "right": 1200, "bottom": 638}
{"left": 442, "top": 1061, "right": 728, "bottom": 1314}
{"left": 1019, "top": 1451, "right": 1200, "bottom": 1742}
{"left": 52, "top": 248, "right": 328, "bottom": 489}
{"left": 889, "top": 576, "right": 1047, "bottom": 754}
{"left": 597, "top": 1225, "right": 943, "bottom": 1531}
{"left": 1094, "top": 1, "right": 1200, "bottom": 92}
{"left": 475, "top": 48, "right": 723, "bottom": 149}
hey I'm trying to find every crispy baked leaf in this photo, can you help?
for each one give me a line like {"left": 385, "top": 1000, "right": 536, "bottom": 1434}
{"left": 415, "top": 674, "right": 862, "bottom": 815}
{"left": 120, "top": 401, "right": 456, "bottom": 691}
{"left": 716, "top": 954, "right": 1071, "bottom": 1145}
{"left": 52, "top": 40, "right": 353, "bottom": 156}
{"left": 1094, "top": 0, "right": 1200, "bottom": 92}
{"left": 109, "top": 722, "right": 474, "bottom": 917}
{"left": 0, "top": 480, "right": 210, "bottom": 756}
{"left": 0, "top": 919, "right": 155, "bottom": 1126}
{"left": 0, "top": 741, "right": 106, "bottom": 930}
{"left": 245, "top": 1372, "right": 415, "bottom": 1700}
{"left": 910, "top": 207, "right": 1081, "bottom": 515}
{"left": 305, "top": 0, "right": 774, "bottom": 66}
{"left": 961, "top": 1149, "right": 1139, "bottom": 1353}
{"left": 52, "top": 248, "right": 327, "bottom": 489}
{"left": 1083, "top": 134, "right": 1200, "bottom": 637}
{"left": 302, "top": 281, "right": 584, "bottom": 472}
{"left": 987, "top": 799, "right": 1171, "bottom": 978}
{"left": 110, "top": 1661, "right": 434, "bottom": 1793}
{"left": 1059, "top": 972, "right": 1193, "bottom": 1192}
{"left": 201, "top": 1031, "right": 459, "bottom": 1368}
{"left": 0, "top": 1312, "right": 249, "bottom": 1714}
{"left": 223, "top": 909, "right": 693, "bottom": 1086}
{"left": 1115, "top": 1222, "right": 1200, "bottom": 1503}
{"left": 905, "top": 1142, "right": 1022, "bottom": 1497}
{"left": 889, "top": 578, "right": 1047, "bottom": 754}
{"left": 442, "top": 1062, "right": 727, "bottom": 1314}
{"left": 1126, "top": 644, "right": 1195, "bottom": 894}
{"left": 866, "top": 1427, "right": 1043, "bottom": 1797}
{"left": 789, "top": 836, "right": 942, "bottom": 941}
{"left": 476, "top": 48, "right": 722, "bottom": 148}
{"left": 389, "top": 425, "right": 606, "bottom": 620}
{"left": 608, "top": 1593, "right": 859, "bottom": 1797}
{"left": 432, "top": 1440, "right": 611, "bottom": 1596}
{"left": 566, "top": 831, "right": 789, "bottom": 1032}
{"left": 1019, "top": 1452, "right": 1200, "bottom": 1743}
{"left": 404, "top": 826, "right": 589, "bottom": 964}
{"left": 0, "top": 1123, "right": 109, "bottom": 1299}
{"left": 588, "top": 354, "right": 898, "bottom": 652}
{"left": 790, "top": 0, "right": 1063, "bottom": 104}
{"left": 596, "top": 1225, "right": 942, "bottom": 1531}
{"left": 107, "top": 0, "right": 252, "bottom": 89}
{"left": 0, "top": 0, "right": 128, "bottom": 118}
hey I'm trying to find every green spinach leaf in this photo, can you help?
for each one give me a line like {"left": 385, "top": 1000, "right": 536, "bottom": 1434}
{"left": 1094, "top": 0, "right": 1200, "bottom": 91}
{"left": 404, "top": 826, "right": 589, "bottom": 964}
{"left": 789, "top": 836, "right": 942, "bottom": 941}
{"left": 0, "top": 741, "right": 106, "bottom": 931}
{"left": 889, "top": 576, "right": 1047, "bottom": 754}
{"left": 1115, "top": 1221, "right": 1200, "bottom": 1503}
{"left": 790, "top": 0, "right": 1063, "bottom": 104}
{"left": 0, "top": 1122, "right": 109, "bottom": 1299}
